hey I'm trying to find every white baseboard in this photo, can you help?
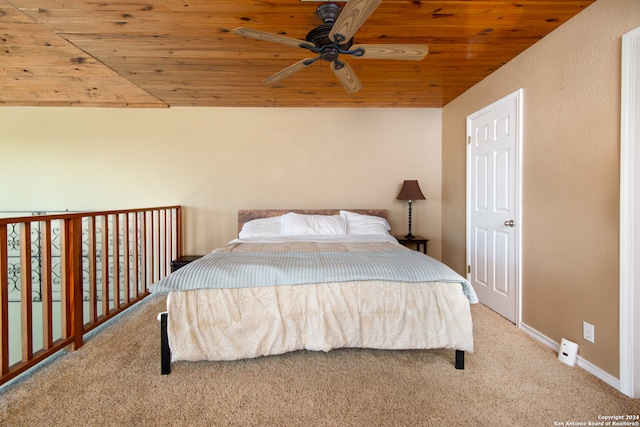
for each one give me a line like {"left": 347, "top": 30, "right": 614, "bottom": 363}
{"left": 519, "top": 322, "right": 621, "bottom": 392}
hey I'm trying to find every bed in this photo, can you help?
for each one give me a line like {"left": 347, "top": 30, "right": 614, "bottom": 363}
{"left": 151, "top": 209, "right": 477, "bottom": 375}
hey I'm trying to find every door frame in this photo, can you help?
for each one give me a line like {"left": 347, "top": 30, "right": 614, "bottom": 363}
{"left": 620, "top": 25, "right": 640, "bottom": 399}
{"left": 466, "top": 89, "right": 523, "bottom": 326}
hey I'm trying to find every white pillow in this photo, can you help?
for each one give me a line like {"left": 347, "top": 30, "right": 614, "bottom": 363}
{"left": 238, "top": 216, "right": 282, "bottom": 239}
{"left": 280, "top": 212, "right": 347, "bottom": 236}
{"left": 340, "top": 210, "right": 391, "bottom": 236}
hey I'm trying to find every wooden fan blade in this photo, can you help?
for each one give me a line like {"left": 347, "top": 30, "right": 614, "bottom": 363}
{"left": 352, "top": 44, "right": 429, "bottom": 61}
{"left": 329, "top": 0, "right": 382, "bottom": 43}
{"left": 233, "top": 27, "right": 311, "bottom": 50}
{"left": 331, "top": 61, "right": 363, "bottom": 94}
{"left": 264, "top": 59, "right": 315, "bottom": 84}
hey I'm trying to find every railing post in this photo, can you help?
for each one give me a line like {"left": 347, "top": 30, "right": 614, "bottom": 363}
{"left": 88, "top": 217, "right": 98, "bottom": 323}
{"left": 176, "top": 207, "right": 182, "bottom": 258}
{"left": 40, "top": 220, "right": 53, "bottom": 351}
{"left": 101, "top": 215, "right": 110, "bottom": 317}
{"left": 0, "top": 225, "right": 9, "bottom": 375}
{"left": 61, "top": 217, "right": 84, "bottom": 350}
{"left": 20, "top": 223, "right": 33, "bottom": 362}
{"left": 113, "top": 214, "right": 121, "bottom": 310}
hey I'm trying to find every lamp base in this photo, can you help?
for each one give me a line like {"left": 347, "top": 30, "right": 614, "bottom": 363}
{"left": 405, "top": 200, "right": 415, "bottom": 240}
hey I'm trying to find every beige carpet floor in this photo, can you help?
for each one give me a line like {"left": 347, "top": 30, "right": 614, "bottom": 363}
{"left": 0, "top": 294, "right": 638, "bottom": 426}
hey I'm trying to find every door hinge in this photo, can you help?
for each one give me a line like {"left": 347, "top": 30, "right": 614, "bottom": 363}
{"left": 467, "top": 265, "right": 471, "bottom": 274}
{"left": 467, "top": 136, "right": 471, "bottom": 144}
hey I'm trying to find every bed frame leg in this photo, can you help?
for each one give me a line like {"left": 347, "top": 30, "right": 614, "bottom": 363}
{"left": 160, "top": 312, "right": 171, "bottom": 375}
{"left": 455, "top": 350, "right": 465, "bottom": 370}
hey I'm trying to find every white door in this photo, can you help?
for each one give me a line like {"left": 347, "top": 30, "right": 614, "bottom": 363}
{"left": 467, "top": 90, "right": 522, "bottom": 324}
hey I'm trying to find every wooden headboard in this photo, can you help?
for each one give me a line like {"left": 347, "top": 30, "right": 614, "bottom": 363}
{"left": 237, "top": 209, "right": 387, "bottom": 233}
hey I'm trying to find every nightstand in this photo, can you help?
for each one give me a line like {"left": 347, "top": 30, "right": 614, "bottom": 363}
{"left": 170, "top": 255, "right": 204, "bottom": 272}
{"left": 393, "top": 236, "right": 428, "bottom": 255}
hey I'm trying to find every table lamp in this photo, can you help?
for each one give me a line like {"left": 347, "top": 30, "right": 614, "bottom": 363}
{"left": 396, "top": 180, "right": 426, "bottom": 239}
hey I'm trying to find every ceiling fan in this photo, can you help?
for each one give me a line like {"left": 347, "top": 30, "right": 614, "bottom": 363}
{"left": 233, "top": 0, "right": 428, "bottom": 93}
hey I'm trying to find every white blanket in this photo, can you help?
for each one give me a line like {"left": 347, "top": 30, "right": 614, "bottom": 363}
{"left": 167, "top": 280, "right": 474, "bottom": 362}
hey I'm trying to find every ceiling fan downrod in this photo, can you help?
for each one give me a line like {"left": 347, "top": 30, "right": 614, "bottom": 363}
{"left": 316, "top": 3, "right": 342, "bottom": 24}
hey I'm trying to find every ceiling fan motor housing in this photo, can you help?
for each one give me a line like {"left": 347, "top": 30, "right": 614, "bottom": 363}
{"left": 305, "top": 24, "right": 353, "bottom": 62}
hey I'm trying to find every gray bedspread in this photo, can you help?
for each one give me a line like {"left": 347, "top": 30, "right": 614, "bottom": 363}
{"left": 151, "top": 248, "right": 478, "bottom": 303}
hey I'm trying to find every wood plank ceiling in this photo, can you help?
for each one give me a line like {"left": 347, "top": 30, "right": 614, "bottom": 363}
{"left": 0, "top": 0, "right": 594, "bottom": 108}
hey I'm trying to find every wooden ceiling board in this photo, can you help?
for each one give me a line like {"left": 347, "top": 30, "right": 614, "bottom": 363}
{"left": 0, "top": 0, "right": 166, "bottom": 107}
{"left": 1, "top": 0, "right": 595, "bottom": 108}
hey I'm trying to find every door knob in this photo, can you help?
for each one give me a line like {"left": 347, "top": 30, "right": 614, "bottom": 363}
{"left": 504, "top": 219, "right": 515, "bottom": 227}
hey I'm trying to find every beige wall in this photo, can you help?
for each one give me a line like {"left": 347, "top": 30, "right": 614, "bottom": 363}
{"left": 442, "top": 0, "right": 640, "bottom": 377}
{"left": 1, "top": 107, "right": 442, "bottom": 257}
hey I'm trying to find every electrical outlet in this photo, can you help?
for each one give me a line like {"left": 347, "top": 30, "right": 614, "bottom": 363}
{"left": 583, "top": 322, "right": 595, "bottom": 343}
